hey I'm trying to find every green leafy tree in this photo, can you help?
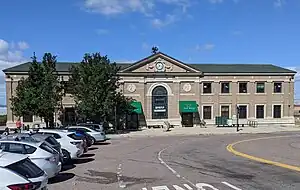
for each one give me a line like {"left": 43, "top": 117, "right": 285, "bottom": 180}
{"left": 11, "top": 53, "right": 63, "bottom": 128}
{"left": 11, "top": 54, "right": 45, "bottom": 121}
{"left": 69, "top": 53, "right": 132, "bottom": 127}
{"left": 38, "top": 53, "right": 63, "bottom": 128}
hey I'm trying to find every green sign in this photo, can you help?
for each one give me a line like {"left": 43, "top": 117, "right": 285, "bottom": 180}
{"left": 131, "top": 101, "right": 143, "bottom": 114}
{"left": 179, "top": 101, "right": 198, "bottom": 113}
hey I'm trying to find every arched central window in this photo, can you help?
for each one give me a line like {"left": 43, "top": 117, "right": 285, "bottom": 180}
{"left": 152, "top": 86, "right": 168, "bottom": 119}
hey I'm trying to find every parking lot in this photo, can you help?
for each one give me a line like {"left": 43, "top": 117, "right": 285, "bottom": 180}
{"left": 47, "top": 132, "right": 300, "bottom": 190}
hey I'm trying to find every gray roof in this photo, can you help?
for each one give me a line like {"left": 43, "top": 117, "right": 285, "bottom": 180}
{"left": 2, "top": 62, "right": 296, "bottom": 74}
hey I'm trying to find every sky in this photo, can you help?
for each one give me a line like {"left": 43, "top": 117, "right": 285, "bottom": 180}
{"left": 0, "top": 0, "right": 299, "bottom": 109}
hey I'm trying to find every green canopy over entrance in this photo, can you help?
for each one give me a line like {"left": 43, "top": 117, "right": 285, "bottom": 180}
{"left": 179, "top": 101, "right": 198, "bottom": 113}
{"left": 131, "top": 101, "right": 143, "bottom": 114}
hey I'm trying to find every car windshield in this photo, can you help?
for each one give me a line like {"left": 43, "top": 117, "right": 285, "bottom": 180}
{"left": 39, "top": 142, "right": 57, "bottom": 154}
{"left": 6, "top": 158, "right": 44, "bottom": 178}
{"left": 45, "top": 136, "right": 59, "bottom": 146}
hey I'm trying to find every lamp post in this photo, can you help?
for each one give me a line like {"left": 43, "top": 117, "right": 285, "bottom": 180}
{"left": 236, "top": 105, "right": 240, "bottom": 132}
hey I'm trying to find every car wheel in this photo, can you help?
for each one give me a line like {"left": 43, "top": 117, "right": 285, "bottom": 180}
{"left": 62, "top": 149, "right": 71, "bottom": 164}
{"left": 91, "top": 137, "right": 96, "bottom": 145}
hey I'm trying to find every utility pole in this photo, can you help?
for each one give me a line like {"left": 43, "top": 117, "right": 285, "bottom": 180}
{"left": 236, "top": 105, "right": 240, "bottom": 132}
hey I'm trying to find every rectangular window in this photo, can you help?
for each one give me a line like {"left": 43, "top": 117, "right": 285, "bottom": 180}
{"left": 273, "top": 105, "right": 282, "bottom": 118}
{"left": 256, "top": 105, "right": 264, "bottom": 119}
{"left": 23, "top": 114, "right": 33, "bottom": 122}
{"left": 256, "top": 82, "right": 265, "bottom": 93}
{"left": 221, "top": 82, "right": 230, "bottom": 93}
{"left": 62, "top": 81, "right": 73, "bottom": 94}
{"left": 221, "top": 106, "right": 230, "bottom": 118}
{"left": 239, "top": 82, "right": 248, "bottom": 93}
{"left": 274, "top": 82, "right": 282, "bottom": 93}
{"left": 238, "top": 105, "right": 247, "bottom": 119}
{"left": 203, "top": 106, "right": 212, "bottom": 120}
{"left": 203, "top": 83, "right": 212, "bottom": 94}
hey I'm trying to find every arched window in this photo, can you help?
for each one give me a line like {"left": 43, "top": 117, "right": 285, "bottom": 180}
{"left": 152, "top": 86, "right": 168, "bottom": 119}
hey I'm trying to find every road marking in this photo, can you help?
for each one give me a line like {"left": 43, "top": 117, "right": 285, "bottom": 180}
{"left": 158, "top": 146, "right": 196, "bottom": 188}
{"left": 222, "top": 182, "right": 242, "bottom": 190}
{"left": 227, "top": 135, "right": 300, "bottom": 172}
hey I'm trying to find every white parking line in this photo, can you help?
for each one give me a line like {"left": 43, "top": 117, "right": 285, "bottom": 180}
{"left": 222, "top": 182, "right": 242, "bottom": 190}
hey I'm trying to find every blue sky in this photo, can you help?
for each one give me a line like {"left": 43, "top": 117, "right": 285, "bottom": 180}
{"left": 0, "top": 0, "right": 299, "bottom": 108}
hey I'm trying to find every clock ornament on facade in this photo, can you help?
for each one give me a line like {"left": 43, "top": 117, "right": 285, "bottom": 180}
{"left": 183, "top": 83, "right": 192, "bottom": 92}
{"left": 127, "top": 84, "right": 136, "bottom": 93}
{"left": 155, "top": 61, "right": 165, "bottom": 72}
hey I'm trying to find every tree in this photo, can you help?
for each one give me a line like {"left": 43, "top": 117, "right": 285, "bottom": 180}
{"left": 11, "top": 54, "right": 45, "bottom": 122}
{"left": 11, "top": 53, "right": 63, "bottom": 128}
{"left": 69, "top": 53, "right": 132, "bottom": 126}
{"left": 38, "top": 53, "right": 63, "bottom": 128}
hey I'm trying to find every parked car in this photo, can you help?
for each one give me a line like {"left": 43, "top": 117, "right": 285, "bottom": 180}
{"left": 31, "top": 133, "right": 63, "bottom": 161}
{"left": 76, "top": 123, "right": 104, "bottom": 132}
{"left": 1, "top": 133, "right": 64, "bottom": 165}
{"left": 68, "top": 126, "right": 109, "bottom": 144}
{"left": 35, "top": 129, "right": 84, "bottom": 163}
{"left": 66, "top": 128, "right": 93, "bottom": 147}
{"left": 0, "top": 139, "right": 61, "bottom": 178}
{"left": 0, "top": 150, "right": 48, "bottom": 190}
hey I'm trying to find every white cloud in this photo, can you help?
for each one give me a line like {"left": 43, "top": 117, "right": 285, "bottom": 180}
{"left": 82, "top": 0, "right": 191, "bottom": 28}
{"left": 0, "top": 39, "right": 30, "bottom": 106}
{"left": 83, "top": 0, "right": 155, "bottom": 15}
{"left": 17, "top": 41, "right": 29, "bottom": 50}
{"left": 195, "top": 43, "right": 215, "bottom": 51}
{"left": 151, "top": 14, "right": 177, "bottom": 28}
{"left": 96, "top": 28, "right": 109, "bottom": 35}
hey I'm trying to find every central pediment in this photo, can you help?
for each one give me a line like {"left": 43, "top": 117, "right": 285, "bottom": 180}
{"left": 119, "top": 52, "right": 202, "bottom": 74}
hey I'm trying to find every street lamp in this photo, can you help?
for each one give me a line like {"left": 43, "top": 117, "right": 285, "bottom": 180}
{"left": 236, "top": 105, "right": 240, "bottom": 132}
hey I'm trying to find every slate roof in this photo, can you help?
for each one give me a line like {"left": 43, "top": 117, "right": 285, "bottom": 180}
{"left": 2, "top": 61, "right": 296, "bottom": 74}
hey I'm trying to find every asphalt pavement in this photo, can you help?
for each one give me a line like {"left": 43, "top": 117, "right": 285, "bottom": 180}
{"left": 48, "top": 132, "right": 300, "bottom": 190}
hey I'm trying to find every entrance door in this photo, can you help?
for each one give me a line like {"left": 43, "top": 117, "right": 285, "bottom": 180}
{"left": 181, "top": 113, "right": 194, "bottom": 127}
{"left": 152, "top": 86, "right": 168, "bottom": 119}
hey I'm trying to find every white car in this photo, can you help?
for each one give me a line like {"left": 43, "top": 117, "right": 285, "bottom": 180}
{"left": 36, "top": 129, "right": 84, "bottom": 163}
{"left": 68, "top": 126, "right": 108, "bottom": 144}
{"left": 0, "top": 151, "right": 48, "bottom": 190}
{"left": 0, "top": 139, "right": 61, "bottom": 178}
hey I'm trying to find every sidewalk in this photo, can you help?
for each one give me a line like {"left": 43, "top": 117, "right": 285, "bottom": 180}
{"left": 106, "top": 125, "right": 300, "bottom": 139}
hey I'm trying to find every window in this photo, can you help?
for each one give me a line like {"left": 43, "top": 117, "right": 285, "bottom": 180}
{"left": 24, "top": 145, "right": 37, "bottom": 154}
{"left": 238, "top": 105, "right": 247, "bottom": 119}
{"left": 62, "top": 81, "right": 73, "bottom": 94}
{"left": 1, "top": 143, "right": 26, "bottom": 154}
{"left": 203, "top": 83, "right": 212, "bottom": 94}
{"left": 221, "top": 82, "right": 230, "bottom": 93}
{"left": 23, "top": 114, "right": 33, "bottom": 122}
{"left": 6, "top": 158, "right": 44, "bottom": 179}
{"left": 221, "top": 106, "right": 230, "bottom": 118}
{"left": 273, "top": 105, "right": 282, "bottom": 118}
{"left": 203, "top": 106, "right": 212, "bottom": 120}
{"left": 40, "top": 132, "right": 61, "bottom": 139}
{"left": 239, "top": 82, "right": 248, "bottom": 93}
{"left": 40, "top": 143, "right": 57, "bottom": 154}
{"left": 274, "top": 82, "right": 282, "bottom": 93}
{"left": 256, "top": 105, "right": 264, "bottom": 119}
{"left": 256, "top": 82, "right": 265, "bottom": 93}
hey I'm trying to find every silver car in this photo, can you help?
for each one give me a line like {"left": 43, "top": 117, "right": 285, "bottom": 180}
{"left": 0, "top": 151, "right": 48, "bottom": 190}
{"left": 68, "top": 126, "right": 109, "bottom": 144}
{"left": 0, "top": 139, "right": 61, "bottom": 178}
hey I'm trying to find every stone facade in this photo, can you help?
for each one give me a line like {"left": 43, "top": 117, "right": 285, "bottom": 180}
{"left": 3, "top": 52, "right": 296, "bottom": 128}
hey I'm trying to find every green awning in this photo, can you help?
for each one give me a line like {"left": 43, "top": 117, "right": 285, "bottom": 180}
{"left": 131, "top": 101, "right": 143, "bottom": 114}
{"left": 179, "top": 101, "right": 198, "bottom": 113}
